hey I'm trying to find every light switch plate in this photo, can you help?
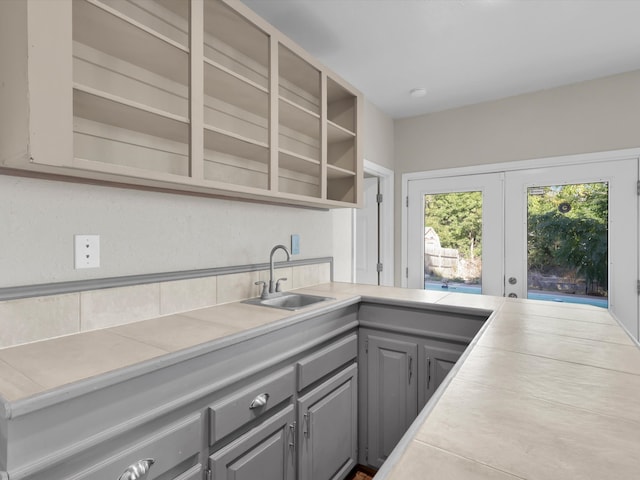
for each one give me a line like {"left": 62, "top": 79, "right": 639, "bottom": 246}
{"left": 291, "top": 234, "right": 300, "bottom": 255}
{"left": 75, "top": 235, "right": 100, "bottom": 269}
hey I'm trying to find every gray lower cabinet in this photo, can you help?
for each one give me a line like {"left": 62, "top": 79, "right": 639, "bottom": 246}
{"left": 206, "top": 332, "right": 359, "bottom": 480}
{"left": 358, "top": 301, "right": 487, "bottom": 470}
{"left": 0, "top": 301, "right": 488, "bottom": 480}
{"left": 297, "top": 363, "right": 358, "bottom": 480}
{"left": 0, "top": 305, "right": 359, "bottom": 480}
{"left": 365, "top": 334, "right": 418, "bottom": 468}
{"left": 420, "top": 344, "right": 464, "bottom": 409}
{"left": 209, "top": 406, "right": 296, "bottom": 480}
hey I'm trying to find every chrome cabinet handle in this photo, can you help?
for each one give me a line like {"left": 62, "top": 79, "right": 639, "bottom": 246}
{"left": 249, "top": 393, "right": 269, "bottom": 409}
{"left": 118, "top": 459, "right": 155, "bottom": 480}
{"left": 289, "top": 422, "right": 296, "bottom": 450}
{"left": 303, "top": 411, "right": 312, "bottom": 437}
{"left": 426, "top": 356, "right": 432, "bottom": 389}
{"left": 408, "top": 356, "right": 413, "bottom": 384}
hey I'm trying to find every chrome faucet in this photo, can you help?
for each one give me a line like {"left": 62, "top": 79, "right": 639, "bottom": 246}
{"left": 256, "top": 244, "right": 291, "bottom": 299}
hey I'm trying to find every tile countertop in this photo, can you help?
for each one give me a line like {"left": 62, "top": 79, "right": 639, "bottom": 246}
{"left": 1, "top": 282, "right": 640, "bottom": 479}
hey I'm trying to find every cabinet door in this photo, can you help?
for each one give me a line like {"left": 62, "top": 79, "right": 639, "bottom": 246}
{"left": 298, "top": 363, "right": 357, "bottom": 480}
{"left": 421, "top": 344, "right": 463, "bottom": 408}
{"left": 209, "top": 406, "right": 296, "bottom": 480}
{"left": 366, "top": 335, "right": 418, "bottom": 468}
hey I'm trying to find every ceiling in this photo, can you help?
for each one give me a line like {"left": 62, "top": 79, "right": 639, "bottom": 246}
{"left": 240, "top": 0, "right": 640, "bottom": 119}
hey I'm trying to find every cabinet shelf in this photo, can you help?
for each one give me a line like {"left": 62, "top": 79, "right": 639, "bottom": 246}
{"left": 327, "top": 164, "right": 356, "bottom": 179}
{"left": 204, "top": 58, "right": 269, "bottom": 120}
{"left": 327, "top": 77, "right": 356, "bottom": 134}
{"left": 328, "top": 120, "right": 356, "bottom": 143}
{"left": 204, "top": 127, "right": 269, "bottom": 190}
{"left": 74, "top": 85, "right": 189, "bottom": 143}
{"left": 204, "top": 126, "right": 269, "bottom": 164}
{"left": 73, "top": 0, "right": 188, "bottom": 86}
{"left": 279, "top": 98, "right": 321, "bottom": 140}
{"left": 279, "top": 44, "right": 321, "bottom": 115}
{"left": 204, "top": 0, "right": 269, "bottom": 90}
{"left": 279, "top": 150, "right": 321, "bottom": 177}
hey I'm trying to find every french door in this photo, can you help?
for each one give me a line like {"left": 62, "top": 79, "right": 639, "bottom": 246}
{"left": 504, "top": 159, "right": 638, "bottom": 336}
{"left": 407, "top": 173, "right": 504, "bottom": 296}
{"left": 407, "top": 157, "right": 638, "bottom": 338}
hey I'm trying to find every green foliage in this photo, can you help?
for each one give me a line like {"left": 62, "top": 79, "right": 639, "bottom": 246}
{"left": 423, "top": 184, "right": 608, "bottom": 294}
{"left": 424, "top": 191, "right": 482, "bottom": 260}
{"left": 527, "top": 183, "right": 608, "bottom": 293}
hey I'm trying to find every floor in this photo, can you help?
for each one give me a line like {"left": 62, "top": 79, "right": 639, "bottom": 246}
{"left": 345, "top": 470, "right": 375, "bottom": 480}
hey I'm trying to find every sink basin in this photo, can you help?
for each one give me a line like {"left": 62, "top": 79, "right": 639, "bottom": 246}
{"left": 243, "top": 293, "right": 334, "bottom": 311}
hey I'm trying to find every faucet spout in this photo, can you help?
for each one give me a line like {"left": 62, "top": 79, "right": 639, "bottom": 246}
{"left": 268, "top": 244, "right": 291, "bottom": 296}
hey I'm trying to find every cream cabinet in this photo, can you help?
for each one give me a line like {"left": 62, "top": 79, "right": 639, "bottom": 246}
{"left": 0, "top": 0, "right": 363, "bottom": 208}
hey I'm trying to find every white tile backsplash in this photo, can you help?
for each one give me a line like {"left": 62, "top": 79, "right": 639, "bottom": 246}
{"left": 0, "top": 261, "right": 331, "bottom": 349}
{"left": 216, "top": 271, "right": 260, "bottom": 304}
{"left": 0, "top": 293, "right": 80, "bottom": 348}
{"left": 80, "top": 283, "right": 161, "bottom": 331}
{"left": 292, "top": 264, "right": 322, "bottom": 288}
{"left": 160, "top": 276, "right": 217, "bottom": 315}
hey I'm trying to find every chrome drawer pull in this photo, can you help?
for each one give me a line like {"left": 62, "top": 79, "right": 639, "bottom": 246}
{"left": 249, "top": 393, "right": 269, "bottom": 409}
{"left": 118, "top": 458, "right": 155, "bottom": 480}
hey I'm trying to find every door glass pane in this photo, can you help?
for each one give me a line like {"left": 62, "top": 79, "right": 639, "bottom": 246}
{"left": 424, "top": 192, "right": 482, "bottom": 294}
{"left": 527, "top": 182, "right": 608, "bottom": 308}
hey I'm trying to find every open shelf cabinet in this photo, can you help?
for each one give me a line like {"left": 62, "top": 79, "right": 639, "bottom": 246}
{"left": 0, "top": 0, "right": 362, "bottom": 208}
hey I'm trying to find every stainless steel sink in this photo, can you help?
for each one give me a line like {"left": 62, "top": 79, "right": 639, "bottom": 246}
{"left": 243, "top": 293, "right": 334, "bottom": 311}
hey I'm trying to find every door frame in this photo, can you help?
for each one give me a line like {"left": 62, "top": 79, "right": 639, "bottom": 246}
{"left": 401, "top": 147, "right": 640, "bottom": 337}
{"left": 353, "top": 159, "right": 395, "bottom": 286}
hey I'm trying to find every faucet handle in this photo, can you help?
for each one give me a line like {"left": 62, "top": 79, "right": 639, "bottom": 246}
{"left": 254, "top": 281, "right": 268, "bottom": 298}
{"left": 275, "top": 277, "right": 288, "bottom": 292}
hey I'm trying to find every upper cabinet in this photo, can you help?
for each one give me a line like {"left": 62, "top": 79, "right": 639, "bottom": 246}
{"left": 72, "top": 0, "right": 191, "bottom": 177}
{"left": 0, "top": 0, "right": 363, "bottom": 208}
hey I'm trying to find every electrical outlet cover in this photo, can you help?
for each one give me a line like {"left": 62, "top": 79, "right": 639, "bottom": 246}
{"left": 291, "top": 234, "right": 300, "bottom": 255}
{"left": 75, "top": 235, "right": 100, "bottom": 269}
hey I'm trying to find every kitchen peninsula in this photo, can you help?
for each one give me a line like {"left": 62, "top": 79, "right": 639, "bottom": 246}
{"left": 0, "top": 283, "right": 639, "bottom": 480}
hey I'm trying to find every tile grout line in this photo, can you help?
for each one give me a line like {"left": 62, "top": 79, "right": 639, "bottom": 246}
{"left": 411, "top": 438, "right": 529, "bottom": 480}
{"left": 453, "top": 375, "right": 640, "bottom": 428}
{"left": 0, "top": 356, "right": 47, "bottom": 392}
{"left": 473, "top": 342, "right": 640, "bottom": 377}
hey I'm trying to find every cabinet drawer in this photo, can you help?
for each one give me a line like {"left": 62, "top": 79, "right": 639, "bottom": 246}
{"left": 296, "top": 334, "right": 357, "bottom": 391}
{"left": 209, "top": 367, "right": 295, "bottom": 444}
{"left": 72, "top": 413, "right": 202, "bottom": 480}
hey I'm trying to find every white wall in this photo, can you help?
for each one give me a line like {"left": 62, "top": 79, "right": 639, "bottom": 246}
{"left": 0, "top": 175, "right": 343, "bottom": 288}
{"left": 364, "top": 100, "right": 395, "bottom": 172}
{"left": 394, "top": 69, "right": 640, "bottom": 284}
{"left": 395, "top": 70, "right": 640, "bottom": 173}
